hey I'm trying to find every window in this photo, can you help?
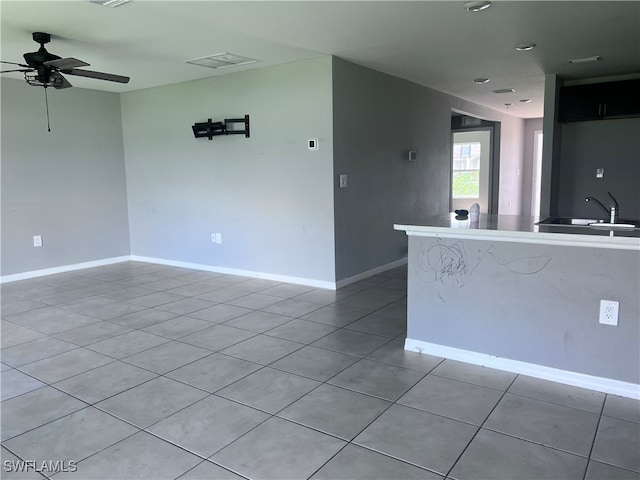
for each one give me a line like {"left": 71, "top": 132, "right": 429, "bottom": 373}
{"left": 452, "top": 141, "right": 481, "bottom": 198}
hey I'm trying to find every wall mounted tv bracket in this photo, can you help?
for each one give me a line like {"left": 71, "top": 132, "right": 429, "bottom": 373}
{"left": 192, "top": 114, "right": 250, "bottom": 140}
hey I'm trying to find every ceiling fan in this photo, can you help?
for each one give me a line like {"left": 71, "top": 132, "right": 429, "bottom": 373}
{"left": 0, "top": 31, "right": 130, "bottom": 89}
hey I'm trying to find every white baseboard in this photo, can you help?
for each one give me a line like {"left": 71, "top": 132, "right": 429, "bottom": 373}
{"left": 0, "top": 256, "right": 131, "bottom": 284}
{"left": 1, "top": 255, "right": 407, "bottom": 291}
{"left": 130, "top": 255, "right": 336, "bottom": 289}
{"left": 405, "top": 338, "right": 640, "bottom": 400}
{"left": 335, "top": 257, "right": 407, "bottom": 289}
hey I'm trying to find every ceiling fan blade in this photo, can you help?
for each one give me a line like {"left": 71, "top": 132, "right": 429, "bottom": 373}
{"left": 50, "top": 71, "right": 72, "bottom": 89}
{"left": 44, "top": 57, "right": 90, "bottom": 69}
{"left": 1, "top": 60, "right": 30, "bottom": 68}
{"left": 1, "top": 68, "right": 33, "bottom": 73}
{"left": 64, "top": 68, "right": 129, "bottom": 84}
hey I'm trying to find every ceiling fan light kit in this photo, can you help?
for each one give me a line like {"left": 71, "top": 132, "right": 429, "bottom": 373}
{"left": 0, "top": 31, "right": 131, "bottom": 131}
{"left": 1, "top": 32, "right": 130, "bottom": 90}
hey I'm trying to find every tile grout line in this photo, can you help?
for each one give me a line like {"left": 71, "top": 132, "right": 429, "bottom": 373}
{"left": 581, "top": 393, "right": 608, "bottom": 480}
{"left": 443, "top": 371, "right": 520, "bottom": 479}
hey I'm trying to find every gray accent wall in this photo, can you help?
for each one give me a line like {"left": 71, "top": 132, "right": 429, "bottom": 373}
{"left": 332, "top": 58, "right": 451, "bottom": 281}
{"left": 557, "top": 118, "right": 640, "bottom": 220}
{"left": 540, "top": 74, "right": 639, "bottom": 221}
{"left": 540, "top": 74, "right": 564, "bottom": 218}
{"left": 407, "top": 235, "right": 640, "bottom": 383}
{"left": 332, "top": 58, "right": 525, "bottom": 282}
{"left": 1, "top": 78, "right": 130, "bottom": 276}
{"left": 120, "top": 57, "right": 336, "bottom": 283}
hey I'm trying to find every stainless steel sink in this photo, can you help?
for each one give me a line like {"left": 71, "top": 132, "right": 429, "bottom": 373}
{"left": 588, "top": 222, "right": 639, "bottom": 229}
{"left": 536, "top": 217, "right": 640, "bottom": 229}
{"left": 536, "top": 217, "right": 603, "bottom": 226}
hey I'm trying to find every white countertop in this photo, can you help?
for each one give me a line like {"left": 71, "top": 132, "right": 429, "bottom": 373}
{"left": 394, "top": 214, "right": 640, "bottom": 251}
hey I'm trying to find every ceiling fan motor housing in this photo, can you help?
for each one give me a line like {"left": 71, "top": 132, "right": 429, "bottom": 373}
{"left": 23, "top": 32, "right": 61, "bottom": 68}
{"left": 32, "top": 32, "right": 51, "bottom": 45}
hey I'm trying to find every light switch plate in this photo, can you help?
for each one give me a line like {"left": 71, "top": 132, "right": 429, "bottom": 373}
{"left": 339, "top": 174, "right": 348, "bottom": 188}
{"left": 596, "top": 168, "right": 604, "bottom": 178}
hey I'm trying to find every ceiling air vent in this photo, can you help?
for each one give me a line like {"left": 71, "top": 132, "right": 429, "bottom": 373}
{"left": 186, "top": 53, "right": 258, "bottom": 70}
{"left": 568, "top": 56, "right": 601, "bottom": 64}
{"left": 462, "top": 116, "right": 482, "bottom": 126}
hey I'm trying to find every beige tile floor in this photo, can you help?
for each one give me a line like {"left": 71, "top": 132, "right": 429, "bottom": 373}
{"left": 1, "top": 261, "right": 639, "bottom": 479}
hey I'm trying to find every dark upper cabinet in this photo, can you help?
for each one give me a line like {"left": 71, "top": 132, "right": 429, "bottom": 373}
{"left": 559, "top": 79, "right": 640, "bottom": 123}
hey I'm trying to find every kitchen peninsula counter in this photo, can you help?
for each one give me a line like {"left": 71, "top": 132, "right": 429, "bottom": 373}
{"left": 394, "top": 214, "right": 640, "bottom": 251}
{"left": 394, "top": 214, "right": 640, "bottom": 398}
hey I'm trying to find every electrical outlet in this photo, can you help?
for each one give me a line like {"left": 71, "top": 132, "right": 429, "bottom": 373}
{"left": 599, "top": 300, "right": 619, "bottom": 326}
{"left": 211, "top": 233, "right": 223, "bottom": 244}
{"left": 33, "top": 235, "right": 42, "bottom": 247}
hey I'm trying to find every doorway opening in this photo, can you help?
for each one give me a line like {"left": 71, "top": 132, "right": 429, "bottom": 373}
{"left": 450, "top": 113, "right": 500, "bottom": 214}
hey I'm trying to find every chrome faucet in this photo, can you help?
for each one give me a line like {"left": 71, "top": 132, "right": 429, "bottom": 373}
{"left": 585, "top": 192, "right": 619, "bottom": 223}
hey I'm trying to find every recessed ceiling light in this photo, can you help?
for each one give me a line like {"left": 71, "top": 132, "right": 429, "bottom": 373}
{"left": 519, "top": 99, "right": 532, "bottom": 103}
{"left": 568, "top": 55, "right": 601, "bottom": 64}
{"left": 474, "top": 78, "right": 490, "bottom": 84}
{"left": 186, "top": 53, "right": 259, "bottom": 70}
{"left": 464, "top": 1, "right": 491, "bottom": 12}
{"left": 515, "top": 42, "right": 536, "bottom": 51}
{"left": 89, "top": 0, "right": 131, "bottom": 7}
{"left": 492, "top": 88, "right": 515, "bottom": 94}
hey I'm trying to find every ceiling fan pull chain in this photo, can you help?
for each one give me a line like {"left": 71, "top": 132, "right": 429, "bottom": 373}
{"left": 44, "top": 86, "right": 51, "bottom": 132}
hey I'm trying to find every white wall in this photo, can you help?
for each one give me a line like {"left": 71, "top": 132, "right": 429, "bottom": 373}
{"left": 1, "top": 78, "right": 130, "bottom": 276}
{"left": 120, "top": 57, "right": 336, "bottom": 285}
{"left": 496, "top": 118, "right": 525, "bottom": 214}
{"left": 522, "top": 118, "right": 544, "bottom": 216}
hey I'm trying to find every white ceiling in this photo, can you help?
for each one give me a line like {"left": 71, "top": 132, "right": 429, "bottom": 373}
{"left": 1, "top": 1, "right": 639, "bottom": 119}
